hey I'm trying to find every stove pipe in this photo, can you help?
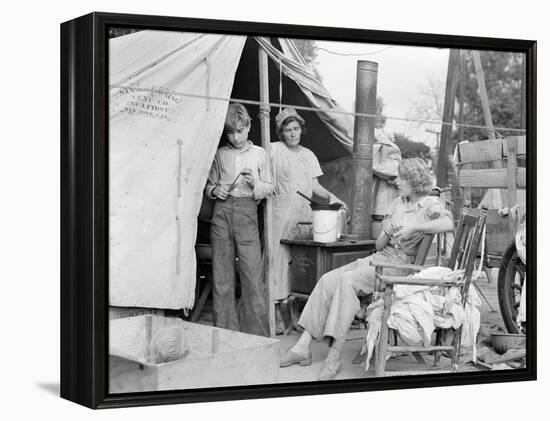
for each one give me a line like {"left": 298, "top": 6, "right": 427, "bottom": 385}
{"left": 349, "top": 60, "right": 378, "bottom": 240}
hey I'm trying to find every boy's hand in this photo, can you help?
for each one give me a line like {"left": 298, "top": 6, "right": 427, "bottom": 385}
{"left": 241, "top": 168, "right": 255, "bottom": 188}
{"left": 214, "top": 185, "right": 231, "bottom": 200}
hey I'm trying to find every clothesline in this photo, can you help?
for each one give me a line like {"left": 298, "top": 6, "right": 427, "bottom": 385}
{"left": 109, "top": 83, "right": 527, "bottom": 134}
{"left": 315, "top": 45, "right": 396, "bottom": 57}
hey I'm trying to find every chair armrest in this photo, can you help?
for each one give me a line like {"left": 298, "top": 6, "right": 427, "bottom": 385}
{"left": 379, "top": 275, "right": 464, "bottom": 287}
{"left": 369, "top": 261, "right": 425, "bottom": 272}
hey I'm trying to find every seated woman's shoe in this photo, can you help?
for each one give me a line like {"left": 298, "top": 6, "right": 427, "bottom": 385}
{"left": 280, "top": 349, "right": 312, "bottom": 367}
{"left": 319, "top": 350, "right": 342, "bottom": 380}
{"left": 351, "top": 350, "right": 366, "bottom": 365}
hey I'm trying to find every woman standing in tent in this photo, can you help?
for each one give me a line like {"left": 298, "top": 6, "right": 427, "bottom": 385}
{"left": 270, "top": 108, "right": 347, "bottom": 334}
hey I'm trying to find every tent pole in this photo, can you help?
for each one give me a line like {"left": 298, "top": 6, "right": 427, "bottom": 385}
{"left": 349, "top": 60, "right": 377, "bottom": 240}
{"left": 258, "top": 47, "right": 275, "bottom": 336}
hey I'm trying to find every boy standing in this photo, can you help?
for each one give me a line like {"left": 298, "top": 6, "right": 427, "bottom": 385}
{"left": 205, "top": 103, "right": 273, "bottom": 337}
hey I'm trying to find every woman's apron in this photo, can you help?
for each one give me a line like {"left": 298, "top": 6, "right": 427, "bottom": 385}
{"left": 270, "top": 145, "right": 317, "bottom": 300}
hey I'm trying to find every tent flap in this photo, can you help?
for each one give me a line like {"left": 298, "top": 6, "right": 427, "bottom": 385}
{"left": 255, "top": 37, "right": 354, "bottom": 151}
{"left": 109, "top": 31, "right": 246, "bottom": 309}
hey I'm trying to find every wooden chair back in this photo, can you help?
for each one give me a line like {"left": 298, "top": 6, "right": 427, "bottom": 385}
{"left": 413, "top": 233, "right": 435, "bottom": 265}
{"left": 447, "top": 207, "right": 487, "bottom": 301}
{"left": 371, "top": 207, "right": 487, "bottom": 376}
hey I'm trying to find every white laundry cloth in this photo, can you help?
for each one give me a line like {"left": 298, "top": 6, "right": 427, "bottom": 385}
{"left": 361, "top": 299, "right": 384, "bottom": 371}
{"left": 517, "top": 277, "right": 527, "bottom": 327}
{"left": 361, "top": 267, "right": 482, "bottom": 370}
{"left": 515, "top": 211, "right": 527, "bottom": 327}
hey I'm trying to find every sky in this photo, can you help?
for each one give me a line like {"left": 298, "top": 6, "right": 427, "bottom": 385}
{"left": 315, "top": 40, "right": 450, "bottom": 148}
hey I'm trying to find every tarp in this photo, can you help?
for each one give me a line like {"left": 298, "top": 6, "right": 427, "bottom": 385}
{"left": 109, "top": 31, "right": 246, "bottom": 309}
{"left": 255, "top": 37, "right": 354, "bottom": 150}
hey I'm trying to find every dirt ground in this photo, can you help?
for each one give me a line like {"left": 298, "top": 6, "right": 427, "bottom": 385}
{"left": 195, "top": 268, "right": 511, "bottom": 382}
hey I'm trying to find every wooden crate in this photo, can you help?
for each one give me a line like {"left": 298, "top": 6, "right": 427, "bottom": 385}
{"left": 108, "top": 306, "right": 165, "bottom": 320}
{"left": 109, "top": 315, "right": 280, "bottom": 393}
{"left": 485, "top": 209, "right": 515, "bottom": 258}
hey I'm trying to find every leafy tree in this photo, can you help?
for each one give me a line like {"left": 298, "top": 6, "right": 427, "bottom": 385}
{"left": 407, "top": 51, "right": 525, "bottom": 143}
{"left": 291, "top": 39, "right": 323, "bottom": 80}
{"left": 375, "top": 97, "right": 387, "bottom": 129}
{"left": 393, "top": 133, "right": 432, "bottom": 161}
{"left": 406, "top": 50, "right": 524, "bottom": 144}
{"left": 461, "top": 50, "right": 525, "bottom": 140}
{"left": 406, "top": 74, "right": 445, "bottom": 131}
{"left": 292, "top": 39, "right": 318, "bottom": 67}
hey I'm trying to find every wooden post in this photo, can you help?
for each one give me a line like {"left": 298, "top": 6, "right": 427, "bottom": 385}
{"left": 457, "top": 50, "right": 466, "bottom": 144}
{"left": 507, "top": 137, "right": 518, "bottom": 231}
{"left": 349, "top": 60, "right": 377, "bottom": 240}
{"left": 473, "top": 49, "right": 504, "bottom": 219}
{"left": 472, "top": 51, "right": 496, "bottom": 140}
{"left": 258, "top": 47, "right": 275, "bottom": 336}
{"left": 457, "top": 51, "right": 470, "bottom": 207}
{"left": 436, "top": 49, "right": 460, "bottom": 188}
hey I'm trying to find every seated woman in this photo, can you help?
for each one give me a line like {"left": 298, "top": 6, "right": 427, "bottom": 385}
{"left": 279, "top": 158, "right": 454, "bottom": 380}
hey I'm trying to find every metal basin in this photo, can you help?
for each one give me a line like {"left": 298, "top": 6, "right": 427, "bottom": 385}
{"left": 490, "top": 333, "right": 526, "bottom": 354}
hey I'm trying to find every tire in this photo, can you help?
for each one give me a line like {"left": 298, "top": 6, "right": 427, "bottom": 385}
{"left": 497, "top": 244, "right": 527, "bottom": 334}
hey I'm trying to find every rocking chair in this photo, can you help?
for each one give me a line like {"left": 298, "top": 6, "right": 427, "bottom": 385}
{"left": 370, "top": 207, "right": 487, "bottom": 376}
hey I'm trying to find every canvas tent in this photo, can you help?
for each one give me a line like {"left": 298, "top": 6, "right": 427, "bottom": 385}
{"left": 109, "top": 30, "right": 399, "bottom": 311}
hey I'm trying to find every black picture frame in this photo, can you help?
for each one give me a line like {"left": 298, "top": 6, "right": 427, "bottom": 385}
{"left": 61, "top": 11, "right": 537, "bottom": 409}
